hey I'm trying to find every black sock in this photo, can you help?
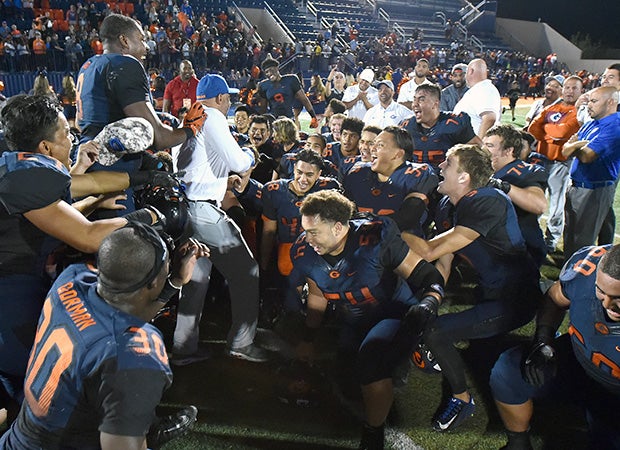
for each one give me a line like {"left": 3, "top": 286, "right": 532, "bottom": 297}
{"left": 503, "top": 429, "right": 533, "bottom": 450}
{"left": 359, "top": 422, "right": 384, "bottom": 450}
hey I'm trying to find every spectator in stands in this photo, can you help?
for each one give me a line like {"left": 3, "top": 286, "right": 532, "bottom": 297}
{"left": 453, "top": 58, "right": 502, "bottom": 138}
{"left": 325, "top": 67, "right": 347, "bottom": 102}
{"left": 363, "top": 79, "right": 412, "bottom": 128}
{"left": 16, "top": 36, "right": 30, "bottom": 72}
{"left": 59, "top": 73, "right": 77, "bottom": 128}
{"left": 163, "top": 59, "right": 199, "bottom": 118}
{"left": 31, "top": 30, "right": 46, "bottom": 69}
{"left": 397, "top": 58, "right": 432, "bottom": 110}
{"left": 342, "top": 67, "right": 378, "bottom": 120}
{"left": 440, "top": 63, "right": 468, "bottom": 112}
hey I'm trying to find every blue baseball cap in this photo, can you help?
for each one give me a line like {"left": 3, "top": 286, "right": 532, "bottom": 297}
{"left": 196, "top": 74, "right": 239, "bottom": 100}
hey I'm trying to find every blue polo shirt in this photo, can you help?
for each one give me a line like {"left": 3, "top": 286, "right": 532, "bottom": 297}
{"left": 570, "top": 112, "right": 620, "bottom": 184}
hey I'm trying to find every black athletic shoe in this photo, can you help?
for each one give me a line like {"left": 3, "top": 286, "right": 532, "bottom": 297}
{"left": 146, "top": 405, "right": 198, "bottom": 449}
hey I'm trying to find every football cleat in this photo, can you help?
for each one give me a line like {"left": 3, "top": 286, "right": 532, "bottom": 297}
{"left": 433, "top": 396, "right": 475, "bottom": 432}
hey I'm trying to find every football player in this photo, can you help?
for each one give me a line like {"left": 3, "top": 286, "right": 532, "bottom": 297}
{"left": 261, "top": 149, "right": 341, "bottom": 312}
{"left": 0, "top": 224, "right": 208, "bottom": 449}
{"left": 400, "top": 83, "right": 480, "bottom": 171}
{"left": 403, "top": 144, "right": 542, "bottom": 432}
{"left": 484, "top": 124, "right": 549, "bottom": 267}
{"left": 0, "top": 95, "right": 165, "bottom": 412}
{"left": 343, "top": 126, "right": 438, "bottom": 236}
{"left": 292, "top": 190, "right": 445, "bottom": 449}
{"left": 490, "top": 244, "right": 620, "bottom": 450}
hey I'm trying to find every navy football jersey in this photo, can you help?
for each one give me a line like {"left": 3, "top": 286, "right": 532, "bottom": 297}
{"left": 261, "top": 177, "right": 341, "bottom": 243}
{"left": 525, "top": 151, "right": 549, "bottom": 169}
{"left": 560, "top": 245, "right": 620, "bottom": 393}
{"left": 76, "top": 54, "right": 152, "bottom": 139}
{"left": 343, "top": 161, "right": 438, "bottom": 235}
{"left": 290, "top": 216, "right": 413, "bottom": 318}
{"left": 234, "top": 177, "right": 263, "bottom": 218}
{"left": 256, "top": 74, "right": 302, "bottom": 118}
{"left": 0, "top": 152, "right": 71, "bottom": 277}
{"left": 322, "top": 141, "right": 359, "bottom": 179}
{"left": 494, "top": 159, "right": 549, "bottom": 267}
{"left": 435, "top": 187, "right": 537, "bottom": 294}
{"left": 0, "top": 264, "right": 173, "bottom": 449}
{"left": 401, "top": 111, "right": 476, "bottom": 169}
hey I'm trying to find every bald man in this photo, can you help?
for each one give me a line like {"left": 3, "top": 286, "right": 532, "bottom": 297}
{"left": 453, "top": 58, "right": 501, "bottom": 138}
{"left": 562, "top": 86, "right": 620, "bottom": 258}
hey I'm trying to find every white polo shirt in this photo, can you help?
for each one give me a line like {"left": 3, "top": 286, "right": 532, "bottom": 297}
{"left": 363, "top": 101, "right": 413, "bottom": 128}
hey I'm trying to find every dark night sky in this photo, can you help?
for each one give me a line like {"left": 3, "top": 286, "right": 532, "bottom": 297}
{"left": 496, "top": 0, "right": 620, "bottom": 48}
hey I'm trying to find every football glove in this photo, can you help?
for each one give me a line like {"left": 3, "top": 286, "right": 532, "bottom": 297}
{"left": 403, "top": 294, "right": 439, "bottom": 337}
{"left": 182, "top": 102, "right": 207, "bottom": 137}
{"left": 521, "top": 340, "right": 556, "bottom": 387}
{"left": 309, "top": 117, "right": 319, "bottom": 128}
{"left": 487, "top": 177, "right": 511, "bottom": 193}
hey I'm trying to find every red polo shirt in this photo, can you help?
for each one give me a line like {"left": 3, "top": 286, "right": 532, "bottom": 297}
{"left": 163, "top": 75, "right": 199, "bottom": 117}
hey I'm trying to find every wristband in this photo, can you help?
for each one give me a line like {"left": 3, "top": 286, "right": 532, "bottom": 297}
{"left": 157, "top": 278, "right": 182, "bottom": 303}
{"left": 535, "top": 325, "right": 556, "bottom": 344}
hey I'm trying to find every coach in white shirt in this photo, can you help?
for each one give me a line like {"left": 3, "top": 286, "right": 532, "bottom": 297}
{"left": 173, "top": 74, "right": 269, "bottom": 364}
{"left": 363, "top": 80, "right": 413, "bottom": 128}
